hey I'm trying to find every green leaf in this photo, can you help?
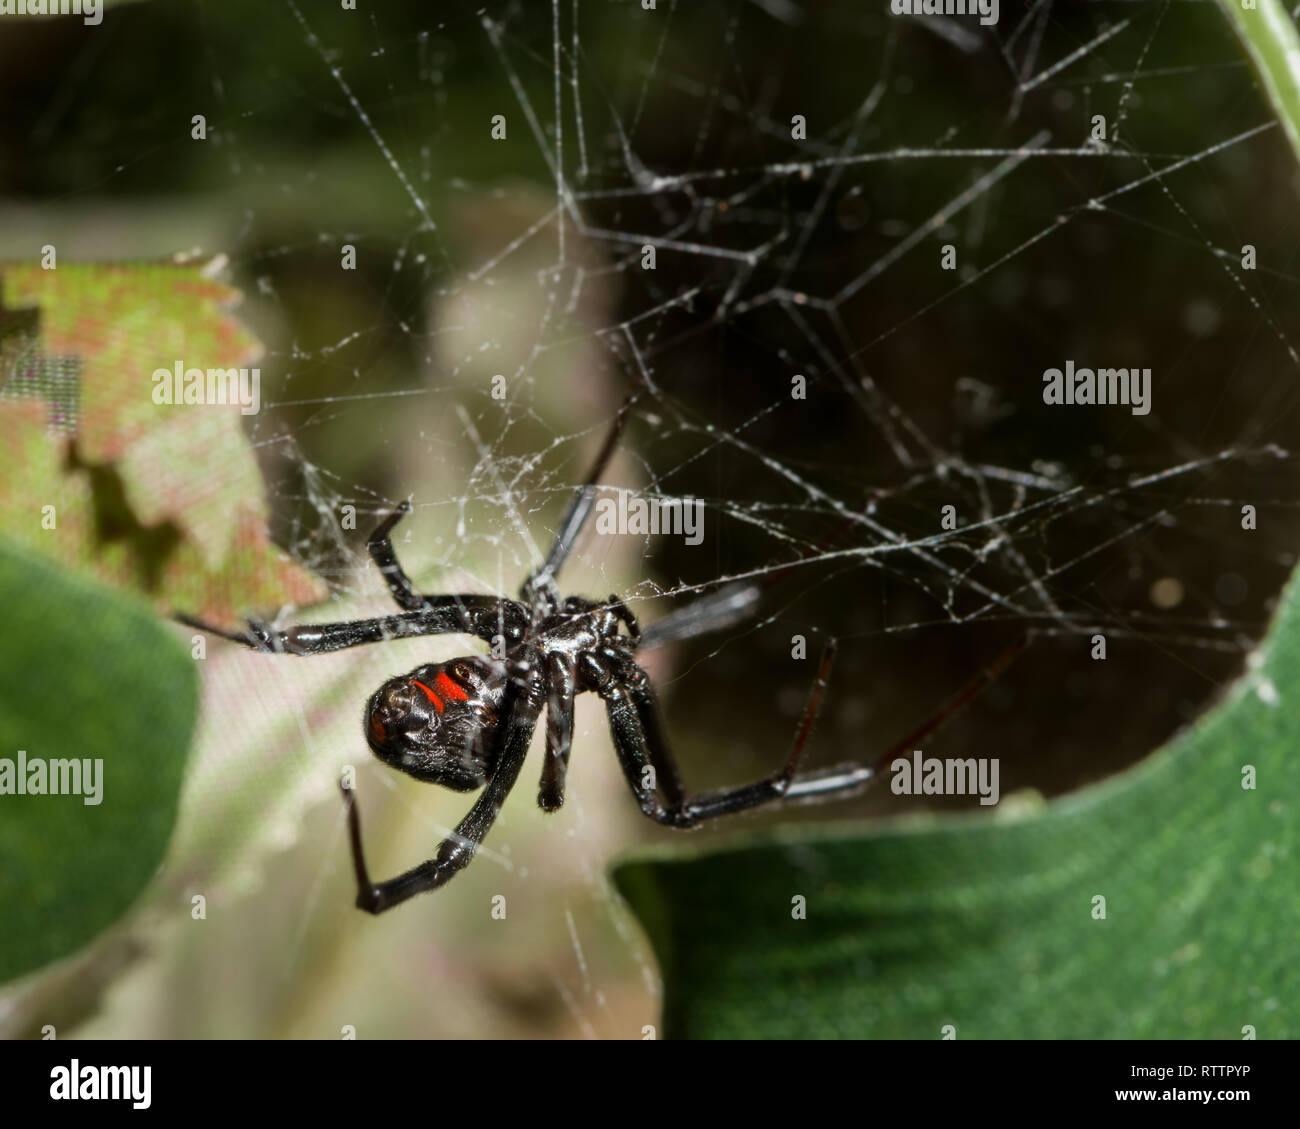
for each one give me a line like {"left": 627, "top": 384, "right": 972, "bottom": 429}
{"left": 614, "top": 578, "right": 1300, "bottom": 1039}
{"left": 0, "top": 536, "right": 198, "bottom": 985}
{"left": 1218, "top": 0, "right": 1300, "bottom": 163}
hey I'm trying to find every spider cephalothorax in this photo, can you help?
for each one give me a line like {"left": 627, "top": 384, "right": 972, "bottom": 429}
{"left": 182, "top": 408, "right": 1014, "bottom": 914}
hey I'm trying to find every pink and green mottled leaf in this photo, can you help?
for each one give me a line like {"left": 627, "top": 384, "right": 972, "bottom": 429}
{"left": 0, "top": 259, "right": 325, "bottom": 624}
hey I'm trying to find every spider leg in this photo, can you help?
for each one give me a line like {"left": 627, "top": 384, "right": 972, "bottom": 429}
{"left": 622, "top": 663, "right": 687, "bottom": 809}
{"left": 635, "top": 582, "right": 760, "bottom": 652}
{"left": 671, "top": 639, "right": 875, "bottom": 820}
{"left": 178, "top": 597, "right": 526, "bottom": 655}
{"left": 606, "top": 633, "right": 1030, "bottom": 826}
{"left": 342, "top": 662, "right": 546, "bottom": 913}
{"left": 364, "top": 504, "right": 527, "bottom": 645}
{"left": 538, "top": 652, "right": 577, "bottom": 812}
{"left": 365, "top": 499, "right": 426, "bottom": 611}
{"left": 521, "top": 398, "right": 632, "bottom": 601}
{"left": 178, "top": 496, "right": 532, "bottom": 654}
{"left": 598, "top": 641, "right": 872, "bottom": 827}
{"left": 366, "top": 500, "right": 534, "bottom": 643}
{"left": 606, "top": 592, "right": 641, "bottom": 642}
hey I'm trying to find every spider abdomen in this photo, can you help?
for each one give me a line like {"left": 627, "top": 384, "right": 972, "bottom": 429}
{"left": 364, "top": 657, "right": 502, "bottom": 791}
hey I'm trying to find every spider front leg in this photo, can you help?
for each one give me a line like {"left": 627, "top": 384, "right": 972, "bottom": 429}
{"left": 179, "top": 499, "right": 527, "bottom": 654}
{"left": 521, "top": 400, "right": 632, "bottom": 603}
{"left": 178, "top": 603, "right": 523, "bottom": 656}
{"left": 341, "top": 663, "right": 546, "bottom": 913}
{"left": 367, "top": 500, "right": 532, "bottom": 644}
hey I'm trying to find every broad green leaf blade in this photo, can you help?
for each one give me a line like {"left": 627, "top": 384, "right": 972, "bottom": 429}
{"left": 0, "top": 537, "right": 197, "bottom": 985}
{"left": 1218, "top": 0, "right": 1300, "bottom": 163}
{"left": 615, "top": 580, "right": 1300, "bottom": 1039}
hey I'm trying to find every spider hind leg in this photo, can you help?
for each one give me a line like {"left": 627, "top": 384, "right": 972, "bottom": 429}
{"left": 599, "top": 640, "right": 872, "bottom": 827}
{"left": 342, "top": 661, "right": 547, "bottom": 914}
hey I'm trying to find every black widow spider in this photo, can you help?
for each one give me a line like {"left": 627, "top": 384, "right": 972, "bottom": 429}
{"left": 182, "top": 408, "right": 1018, "bottom": 914}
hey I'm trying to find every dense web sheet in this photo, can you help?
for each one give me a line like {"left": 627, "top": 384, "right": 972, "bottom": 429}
{"left": 11, "top": 0, "right": 1300, "bottom": 1038}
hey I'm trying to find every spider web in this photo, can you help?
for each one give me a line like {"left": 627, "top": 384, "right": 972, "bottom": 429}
{"left": 22, "top": 0, "right": 1300, "bottom": 1039}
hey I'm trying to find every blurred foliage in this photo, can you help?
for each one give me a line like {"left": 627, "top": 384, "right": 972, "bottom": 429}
{"left": 0, "top": 260, "right": 325, "bottom": 624}
{"left": 0, "top": 255, "right": 326, "bottom": 989}
{"left": 0, "top": 537, "right": 197, "bottom": 984}
{"left": 1218, "top": 0, "right": 1300, "bottom": 161}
